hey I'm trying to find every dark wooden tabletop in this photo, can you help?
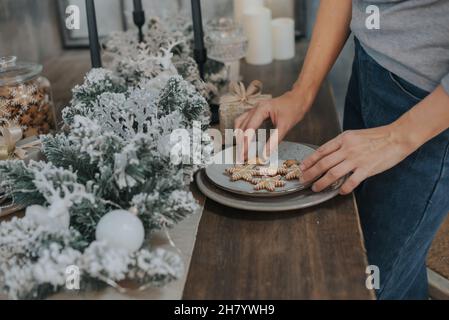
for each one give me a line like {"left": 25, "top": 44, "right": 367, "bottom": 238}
{"left": 183, "top": 43, "right": 375, "bottom": 300}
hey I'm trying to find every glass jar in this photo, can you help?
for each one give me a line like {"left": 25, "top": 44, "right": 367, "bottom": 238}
{"left": 205, "top": 18, "right": 248, "bottom": 64}
{"left": 204, "top": 18, "right": 248, "bottom": 83}
{"left": 0, "top": 56, "right": 56, "bottom": 137}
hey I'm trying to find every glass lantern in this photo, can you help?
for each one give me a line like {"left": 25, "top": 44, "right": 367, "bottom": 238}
{"left": 0, "top": 56, "right": 56, "bottom": 137}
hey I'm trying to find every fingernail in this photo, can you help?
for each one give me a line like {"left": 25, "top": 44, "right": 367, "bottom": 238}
{"left": 312, "top": 184, "right": 318, "bottom": 192}
{"left": 299, "top": 163, "right": 305, "bottom": 170}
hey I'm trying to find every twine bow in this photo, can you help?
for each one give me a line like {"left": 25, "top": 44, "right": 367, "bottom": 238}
{"left": 0, "top": 122, "right": 41, "bottom": 160}
{"left": 220, "top": 80, "right": 264, "bottom": 106}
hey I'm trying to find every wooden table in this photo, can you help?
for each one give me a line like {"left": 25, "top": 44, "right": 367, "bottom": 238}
{"left": 2, "top": 42, "right": 373, "bottom": 300}
{"left": 183, "top": 43, "right": 374, "bottom": 300}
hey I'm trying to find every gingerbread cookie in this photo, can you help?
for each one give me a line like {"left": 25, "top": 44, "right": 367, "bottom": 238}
{"left": 278, "top": 160, "right": 303, "bottom": 180}
{"left": 251, "top": 175, "right": 286, "bottom": 192}
{"left": 283, "top": 159, "right": 300, "bottom": 168}
{"left": 284, "top": 165, "right": 303, "bottom": 180}
{"left": 226, "top": 164, "right": 258, "bottom": 182}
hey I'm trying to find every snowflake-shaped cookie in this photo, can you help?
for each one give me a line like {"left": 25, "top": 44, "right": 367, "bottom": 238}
{"left": 278, "top": 164, "right": 303, "bottom": 180}
{"left": 256, "top": 166, "right": 278, "bottom": 177}
{"left": 283, "top": 159, "right": 300, "bottom": 168}
{"left": 278, "top": 160, "right": 303, "bottom": 180}
{"left": 251, "top": 175, "right": 286, "bottom": 191}
{"left": 284, "top": 165, "right": 303, "bottom": 180}
{"left": 226, "top": 164, "right": 257, "bottom": 182}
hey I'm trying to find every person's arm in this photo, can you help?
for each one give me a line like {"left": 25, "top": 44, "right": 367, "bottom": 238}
{"left": 292, "top": 0, "right": 352, "bottom": 106}
{"left": 235, "top": 0, "right": 353, "bottom": 158}
{"left": 300, "top": 86, "right": 449, "bottom": 195}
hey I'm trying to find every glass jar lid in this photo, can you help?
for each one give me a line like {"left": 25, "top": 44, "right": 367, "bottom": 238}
{"left": 205, "top": 18, "right": 247, "bottom": 45}
{"left": 205, "top": 18, "right": 248, "bottom": 63}
{"left": 0, "top": 56, "right": 43, "bottom": 86}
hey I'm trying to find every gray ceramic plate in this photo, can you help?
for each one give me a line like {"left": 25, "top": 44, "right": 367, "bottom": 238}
{"left": 196, "top": 141, "right": 345, "bottom": 212}
{"left": 205, "top": 142, "right": 316, "bottom": 197}
{"left": 196, "top": 169, "right": 344, "bottom": 212}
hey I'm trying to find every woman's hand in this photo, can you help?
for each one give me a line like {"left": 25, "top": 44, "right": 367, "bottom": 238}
{"left": 233, "top": 0, "right": 353, "bottom": 161}
{"left": 234, "top": 90, "right": 311, "bottom": 159}
{"left": 300, "top": 124, "right": 416, "bottom": 195}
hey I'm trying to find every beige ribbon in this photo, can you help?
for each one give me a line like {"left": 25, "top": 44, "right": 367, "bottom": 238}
{"left": 220, "top": 80, "right": 264, "bottom": 106}
{"left": 0, "top": 123, "right": 40, "bottom": 160}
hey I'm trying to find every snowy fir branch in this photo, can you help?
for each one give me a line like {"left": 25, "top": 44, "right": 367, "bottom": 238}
{"left": 0, "top": 15, "right": 215, "bottom": 299}
{"left": 103, "top": 16, "right": 227, "bottom": 101}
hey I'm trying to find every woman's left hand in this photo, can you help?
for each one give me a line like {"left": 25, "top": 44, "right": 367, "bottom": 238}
{"left": 300, "top": 124, "right": 415, "bottom": 195}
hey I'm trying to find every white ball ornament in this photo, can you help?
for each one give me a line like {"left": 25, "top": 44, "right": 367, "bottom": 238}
{"left": 95, "top": 209, "right": 145, "bottom": 253}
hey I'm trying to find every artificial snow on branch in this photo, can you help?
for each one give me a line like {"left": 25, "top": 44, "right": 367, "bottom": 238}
{"left": 103, "top": 17, "right": 227, "bottom": 102}
{"left": 0, "top": 33, "right": 212, "bottom": 298}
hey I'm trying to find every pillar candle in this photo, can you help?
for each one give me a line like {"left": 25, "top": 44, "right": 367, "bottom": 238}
{"left": 272, "top": 18, "right": 295, "bottom": 60}
{"left": 243, "top": 7, "right": 273, "bottom": 65}
{"left": 264, "top": 0, "right": 294, "bottom": 18}
{"left": 233, "top": 0, "right": 264, "bottom": 25}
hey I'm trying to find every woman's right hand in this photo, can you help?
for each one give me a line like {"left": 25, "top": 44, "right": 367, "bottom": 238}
{"left": 234, "top": 90, "right": 311, "bottom": 160}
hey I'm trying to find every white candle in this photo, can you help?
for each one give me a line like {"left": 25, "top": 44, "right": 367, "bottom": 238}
{"left": 264, "top": 0, "right": 294, "bottom": 18}
{"left": 243, "top": 7, "right": 273, "bottom": 65}
{"left": 233, "top": 0, "right": 264, "bottom": 25}
{"left": 272, "top": 18, "right": 295, "bottom": 60}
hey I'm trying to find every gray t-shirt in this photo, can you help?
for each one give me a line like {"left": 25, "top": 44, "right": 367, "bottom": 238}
{"left": 351, "top": 0, "right": 449, "bottom": 95}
